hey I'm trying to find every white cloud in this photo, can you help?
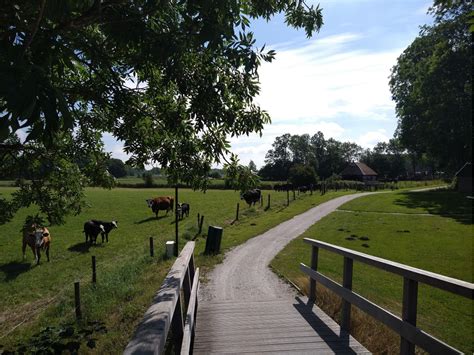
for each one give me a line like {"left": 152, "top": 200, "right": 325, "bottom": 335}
{"left": 356, "top": 129, "right": 389, "bottom": 148}
{"left": 256, "top": 32, "right": 400, "bottom": 123}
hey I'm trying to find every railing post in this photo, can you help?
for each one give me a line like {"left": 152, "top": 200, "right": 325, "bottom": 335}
{"left": 309, "top": 246, "right": 319, "bottom": 301}
{"left": 171, "top": 294, "right": 184, "bottom": 354}
{"left": 400, "top": 278, "right": 418, "bottom": 355}
{"left": 341, "top": 257, "right": 353, "bottom": 331}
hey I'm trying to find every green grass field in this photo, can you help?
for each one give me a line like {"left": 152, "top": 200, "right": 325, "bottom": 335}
{"left": 271, "top": 189, "right": 473, "bottom": 353}
{"left": 0, "top": 186, "right": 355, "bottom": 353}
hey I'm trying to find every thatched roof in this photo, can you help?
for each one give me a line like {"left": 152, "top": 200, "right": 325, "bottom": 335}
{"left": 455, "top": 162, "right": 472, "bottom": 178}
{"left": 341, "top": 162, "right": 377, "bottom": 176}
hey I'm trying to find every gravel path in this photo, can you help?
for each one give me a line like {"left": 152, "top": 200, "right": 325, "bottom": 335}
{"left": 199, "top": 192, "right": 373, "bottom": 303}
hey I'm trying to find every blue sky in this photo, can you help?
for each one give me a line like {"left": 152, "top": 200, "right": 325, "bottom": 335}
{"left": 105, "top": 0, "right": 433, "bottom": 168}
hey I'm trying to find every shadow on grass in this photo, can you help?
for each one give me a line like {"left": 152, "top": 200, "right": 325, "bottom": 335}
{"left": 135, "top": 215, "right": 167, "bottom": 224}
{"left": 68, "top": 242, "right": 105, "bottom": 253}
{"left": 0, "top": 261, "right": 32, "bottom": 281}
{"left": 394, "top": 190, "right": 472, "bottom": 225}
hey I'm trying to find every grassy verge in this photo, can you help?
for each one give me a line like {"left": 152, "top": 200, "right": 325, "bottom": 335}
{"left": 0, "top": 187, "right": 354, "bottom": 353}
{"left": 271, "top": 189, "right": 473, "bottom": 353}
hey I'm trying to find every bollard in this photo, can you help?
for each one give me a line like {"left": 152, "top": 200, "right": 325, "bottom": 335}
{"left": 165, "top": 241, "right": 175, "bottom": 258}
{"left": 74, "top": 281, "right": 82, "bottom": 320}
{"left": 92, "top": 256, "right": 96, "bottom": 284}
{"left": 149, "top": 237, "right": 154, "bottom": 257}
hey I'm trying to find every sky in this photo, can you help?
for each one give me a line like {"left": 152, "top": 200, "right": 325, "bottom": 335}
{"left": 104, "top": 0, "right": 433, "bottom": 169}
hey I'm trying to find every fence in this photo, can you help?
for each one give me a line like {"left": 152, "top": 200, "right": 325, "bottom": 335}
{"left": 300, "top": 238, "right": 474, "bottom": 355}
{"left": 124, "top": 241, "right": 199, "bottom": 355}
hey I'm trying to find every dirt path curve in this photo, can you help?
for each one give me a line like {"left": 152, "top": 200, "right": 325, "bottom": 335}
{"left": 199, "top": 192, "right": 374, "bottom": 303}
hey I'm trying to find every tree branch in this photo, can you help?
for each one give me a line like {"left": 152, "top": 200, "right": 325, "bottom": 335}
{"left": 22, "top": 0, "right": 47, "bottom": 55}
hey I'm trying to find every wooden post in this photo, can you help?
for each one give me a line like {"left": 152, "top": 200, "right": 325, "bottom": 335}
{"left": 149, "top": 237, "right": 154, "bottom": 257}
{"left": 198, "top": 215, "right": 204, "bottom": 234}
{"left": 309, "top": 246, "right": 319, "bottom": 301}
{"left": 260, "top": 195, "right": 263, "bottom": 207}
{"left": 92, "top": 256, "right": 96, "bottom": 284}
{"left": 175, "top": 185, "right": 179, "bottom": 257}
{"left": 171, "top": 294, "right": 184, "bottom": 353}
{"left": 197, "top": 213, "right": 200, "bottom": 228}
{"left": 287, "top": 190, "right": 290, "bottom": 206}
{"left": 400, "top": 278, "right": 418, "bottom": 355}
{"left": 235, "top": 203, "right": 240, "bottom": 221}
{"left": 341, "top": 257, "right": 353, "bottom": 331}
{"left": 74, "top": 281, "right": 81, "bottom": 320}
{"left": 293, "top": 190, "right": 296, "bottom": 200}
{"left": 267, "top": 194, "right": 270, "bottom": 209}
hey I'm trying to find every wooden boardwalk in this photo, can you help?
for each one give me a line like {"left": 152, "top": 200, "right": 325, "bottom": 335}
{"left": 194, "top": 297, "right": 370, "bottom": 354}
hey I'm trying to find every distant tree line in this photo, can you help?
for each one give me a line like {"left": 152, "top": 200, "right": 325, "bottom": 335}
{"left": 258, "top": 132, "right": 438, "bottom": 184}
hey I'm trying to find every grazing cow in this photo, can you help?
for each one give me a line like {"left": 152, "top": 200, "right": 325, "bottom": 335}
{"left": 91, "top": 220, "right": 118, "bottom": 243}
{"left": 298, "top": 185, "right": 309, "bottom": 193}
{"left": 22, "top": 224, "right": 51, "bottom": 265}
{"left": 241, "top": 189, "right": 261, "bottom": 207}
{"left": 177, "top": 203, "right": 190, "bottom": 220}
{"left": 273, "top": 184, "right": 282, "bottom": 192}
{"left": 83, "top": 221, "right": 105, "bottom": 244}
{"left": 146, "top": 196, "right": 174, "bottom": 217}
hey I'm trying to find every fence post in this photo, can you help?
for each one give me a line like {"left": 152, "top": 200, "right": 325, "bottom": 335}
{"left": 287, "top": 190, "right": 290, "bottom": 206}
{"left": 74, "top": 281, "right": 82, "bottom": 320}
{"left": 198, "top": 215, "right": 204, "bottom": 234}
{"left": 92, "top": 256, "right": 96, "bottom": 284}
{"left": 235, "top": 203, "right": 240, "bottom": 221}
{"left": 267, "top": 194, "right": 270, "bottom": 209}
{"left": 400, "top": 278, "right": 418, "bottom": 355}
{"left": 197, "top": 213, "right": 200, "bottom": 229}
{"left": 309, "top": 246, "right": 319, "bottom": 301}
{"left": 149, "top": 237, "right": 154, "bottom": 257}
{"left": 293, "top": 190, "right": 296, "bottom": 200}
{"left": 341, "top": 257, "right": 353, "bottom": 331}
{"left": 260, "top": 195, "right": 263, "bottom": 207}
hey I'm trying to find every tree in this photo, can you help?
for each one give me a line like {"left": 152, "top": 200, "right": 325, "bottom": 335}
{"left": 224, "top": 154, "right": 260, "bottom": 193}
{"left": 389, "top": 1, "right": 472, "bottom": 173}
{"left": 0, "top": 1, "right": 323, "bottom": 225}
{"left": 107, "top": 158, "right": 127, "bottom": 178}
{"left": 288, "top": 164, "right": 318, "bottom": 187}
{"left": 248, "top": 160, "right": 257, "bottom": 173}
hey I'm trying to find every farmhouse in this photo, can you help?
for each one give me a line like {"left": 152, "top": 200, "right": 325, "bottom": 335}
{"left": 340, "top": 162, "right": 377, "bottom": 182}
{"left": 454, "top": 162, "right": 472, "bottom": 193}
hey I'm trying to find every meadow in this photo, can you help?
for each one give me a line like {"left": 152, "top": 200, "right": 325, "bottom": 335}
{"left": 0, "top": 186, "right": 355, "bottom": 353}
{"left": 271, "top": 189, "right": 473, "bottom": 353}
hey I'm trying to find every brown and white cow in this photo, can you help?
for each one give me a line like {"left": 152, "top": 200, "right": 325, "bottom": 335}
{"left": 22, "top": 224, "right": 51, "bottom": 265}
{"left": 146, "top": 196, "right": 174, "bottom": 217}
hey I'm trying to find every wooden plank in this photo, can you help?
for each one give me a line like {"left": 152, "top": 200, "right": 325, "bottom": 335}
{"left": 300, "top": 263, "right": 461, "bottom": 354}
{"left": 181, "top": 268, "right": 199, "bottom": 355}
{"left": 303, "top": 238, "right": 474, "bottom": 298}
{"left": 124, "top": 242, "right": 195, "bottom": 355}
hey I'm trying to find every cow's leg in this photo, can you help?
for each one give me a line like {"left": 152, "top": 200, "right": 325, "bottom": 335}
{"left": 35, "top": 248, "right": 40, "bottom": 265}
{"left": 22, "top": 239, "right": 27, "bottom": 260}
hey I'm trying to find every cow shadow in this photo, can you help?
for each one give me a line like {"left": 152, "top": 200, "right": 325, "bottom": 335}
{"left": 0, "top": 261, "right": 32, "bottom": 281}
{"left": 135, "top": 216, "right": 167, "bottom": 224}
{"left": 67, "top": 242, "right": 105, "bottom": 253}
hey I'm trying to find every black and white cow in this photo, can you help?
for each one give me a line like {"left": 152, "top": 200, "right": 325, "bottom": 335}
{"left": 91, "top": 220, "right": 118, "bottom": 243}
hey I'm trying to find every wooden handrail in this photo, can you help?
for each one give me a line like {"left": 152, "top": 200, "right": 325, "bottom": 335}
{"left": 124, "top": 241, "right": 199, "bottom": 355}
{"left": 301, "top": 238, "right": 474, "bottom": 355}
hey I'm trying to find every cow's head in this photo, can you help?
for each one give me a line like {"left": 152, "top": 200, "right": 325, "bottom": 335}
{"left": 146, "top": 199, "right": 153, "bottom": 208}
{"left": 33, "top": 227, "right": 49, "bottom": 248}
{"left": 111, "top": 221, "right": 118, "bottom": 229}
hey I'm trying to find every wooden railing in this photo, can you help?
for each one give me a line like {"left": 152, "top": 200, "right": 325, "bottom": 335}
{"left": 300, "top": 238, "right": 474, "bottom": 355}
{"left": 124, "top": 241, "right": 199, "bottom": 355}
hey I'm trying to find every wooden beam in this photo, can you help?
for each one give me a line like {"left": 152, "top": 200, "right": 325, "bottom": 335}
{"left": 303, "top": 238, "right": 474, "bottom": 299}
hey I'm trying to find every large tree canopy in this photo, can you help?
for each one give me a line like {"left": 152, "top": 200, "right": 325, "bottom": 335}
{"left": 0, "top": 0, "right": 323, "bottom": 225}
{"left": 389, "top": 1, "right": 471, "bottom": 173}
